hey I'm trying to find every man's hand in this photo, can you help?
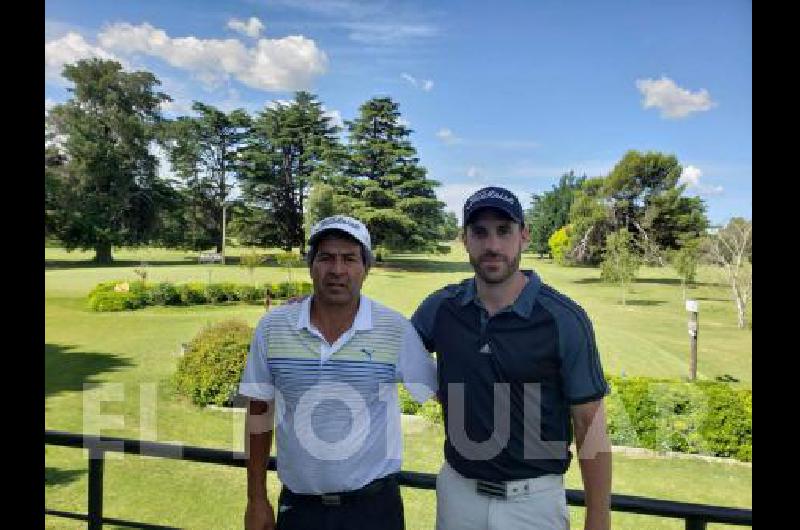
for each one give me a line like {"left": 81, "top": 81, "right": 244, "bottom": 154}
{"left": 245, "top": 497, "right": 276, "bottom": 530}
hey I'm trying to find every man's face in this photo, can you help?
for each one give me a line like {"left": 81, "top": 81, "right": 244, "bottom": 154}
{"left": 463, "top": 209, "right": 530, "bottom": 284}
{"left": 310, "top": 236, "right": 367, "bottom": 305}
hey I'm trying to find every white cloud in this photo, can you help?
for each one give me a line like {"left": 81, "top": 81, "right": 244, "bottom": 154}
{"left": 679, "top": 165, "right": 702, "bottom": 187}
{"left": 227, "top": 17, "right": 264, "bottom": 38}
{"left": 679, "top": 165, "right": 724, "bottom": 196}
{"left": 45, "top": 31, "right": 121, "bottom": 83}
{"left": 466, "top": 166, "right": 482, "bottom": 178}
{"left": 323, "top": 108, "right": 343, "bottom": 128}
{"left": 97, "top": 22, "right": 328, "bottom": 92}
{"left": 436, "top": 128, "right": 462, "bottom": 145}
{"left": 437, "top": 183, "right": 531, "bottom": 224}
{"left": 636, "top": 76, "right": 716, "bottom": 119}
{"left": 347, "top": 23, "right": 437, "bottom": 44}
{"left": 150, "top": 141, "right": 175, "bottom": 180}
{"left": 401, "top": 72, "right": 434, "bottom": 91}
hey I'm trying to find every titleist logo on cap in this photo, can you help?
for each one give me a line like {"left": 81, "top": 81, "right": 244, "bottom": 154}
{"left": 465, "top": 189, "right": 516, "bottom": 208}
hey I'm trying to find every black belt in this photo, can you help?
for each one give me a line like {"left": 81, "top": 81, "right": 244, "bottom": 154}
{"left": 282, "top": 474, "right": 397, "bottom": 506}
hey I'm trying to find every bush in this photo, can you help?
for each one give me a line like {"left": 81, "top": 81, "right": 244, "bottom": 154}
{"left": 87, "top": 280, "right": 148, "bottom": 311}
{"left": 175, "top": 320, "right": 253, "bottom": 407}
{"left": 548, "top": 226, "right": 572, "bottom": 265}
{"left": 89, "top": 280, "right": 312, "bottom": 311}
{"left": 605, "top": 376, "right": 752, "bottom": 461}
{"left": 236, "top": 284, "right": 264, "bottom": 304}
{"left": 399, "top": 385, "right": 422, "bottom": 414}
{"left": 148, "top": 282, "right": 182, "bottom": 306}
{"left": 418, "top": 398, "right": 443, "bottom": 424}
{"left": 206, "top": 282, "right": 240, "bottom": 303}
{"left": 697, "top": 382, "right": 752, "bottom": 461}
{"left": 178, "top": 282, "right": 207, "bottom": 305}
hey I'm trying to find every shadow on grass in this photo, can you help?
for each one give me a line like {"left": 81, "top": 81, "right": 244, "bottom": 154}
{"left": 374, "top": 258, "right": 473, "bottom": 273}
{"left": 620, "top": 300, "right": 667, "bottom": 307}
{"left": 574, "top": 277, "right": 723, "bottom": 288}
{"left": 45, "top": 259, "right": 197, "bottom": 269}
{"left": 45, "top": 467, "right": 85, "bottom": 486}
{"left": 45, "top": 343, "right": 134, "bottom": 398}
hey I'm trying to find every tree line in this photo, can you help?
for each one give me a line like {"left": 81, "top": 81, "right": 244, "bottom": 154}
{"left": 525, "top": 153, "right": 752, "bottom": 328}
{"left": 45, "top": 59, "right": 457, "bottom": 263}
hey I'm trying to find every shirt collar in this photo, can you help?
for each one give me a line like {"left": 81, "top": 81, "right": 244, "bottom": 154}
{"left": 459, "top": 270, "right": 541, "bottom": 318}
{"left": 296, "top": 294, "right": 373, "bottom": 332}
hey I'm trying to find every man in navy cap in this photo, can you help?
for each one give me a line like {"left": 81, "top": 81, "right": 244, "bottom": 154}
{"left": 412, "top": 186, "right": 612, "bottom": 529}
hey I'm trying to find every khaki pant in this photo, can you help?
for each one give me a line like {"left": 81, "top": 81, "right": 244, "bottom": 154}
{"left": 435, "top": 460, "right": 569, "bottom": 530}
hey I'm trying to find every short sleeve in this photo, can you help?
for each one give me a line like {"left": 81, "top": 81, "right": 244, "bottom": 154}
{"left": 558, "top": 308, "right": 610, "bottom": 404}
{"left": 397, "top": 318, "right": 438, "bottom": 403}
{"left": 238, "top": 316, "right": 275, "bottom": 401}
{"left": 410, "top": 292, "right": 442, "bottom": 352}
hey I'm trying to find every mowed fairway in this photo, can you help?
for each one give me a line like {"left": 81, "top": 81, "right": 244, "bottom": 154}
{"left": 45, "top": 245, "right": 751, "bottom": 529}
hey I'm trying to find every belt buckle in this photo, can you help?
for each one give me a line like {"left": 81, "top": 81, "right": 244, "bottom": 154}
{"left": 505, "top": 480, "right": 530, "bottom": 498}
{"left": 321, "top": 494, "right": 341, "bottom": 506}
{"left": 476, "top": 480, "right": 507, "bottom": 499}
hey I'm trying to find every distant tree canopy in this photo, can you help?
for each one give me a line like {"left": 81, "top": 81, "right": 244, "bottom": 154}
{"left": 566, "top": 150, "right": 709, "bottom": 265}
{"left": 46, "top": 59, "right": 170, "bottom": 263}
{"left": 46, "top": 60, "right": 452, "bottom": 259}
{"left": 305, "top": 97, "right": 448, "bottom": 252}
{"left": 526, "top": 171, "right": 586, "bottom": 256}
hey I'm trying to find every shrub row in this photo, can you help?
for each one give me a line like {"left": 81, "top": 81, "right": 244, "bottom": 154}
{"left": 399, "top": 376, "right": 751, "bottom": 462}
{"left": 88, "top": 280, "right": 312, "bottom": 312}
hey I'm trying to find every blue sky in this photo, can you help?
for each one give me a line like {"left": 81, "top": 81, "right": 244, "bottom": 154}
{"left": 45, "top": 0, "right": 751, "bottom": 225}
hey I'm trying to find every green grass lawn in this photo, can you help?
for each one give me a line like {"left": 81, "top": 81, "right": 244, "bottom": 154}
{"left": 45, "top": 245, "right": 751, "bottom": 529}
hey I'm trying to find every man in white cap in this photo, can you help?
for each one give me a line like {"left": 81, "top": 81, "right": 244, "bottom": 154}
{"left": 240, "top": 215, "right": 438, "bottom": 530}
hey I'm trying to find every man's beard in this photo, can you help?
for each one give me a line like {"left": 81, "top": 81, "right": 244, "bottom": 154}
{"left": 469, "top": 250, "right": 521, "bottom": 284}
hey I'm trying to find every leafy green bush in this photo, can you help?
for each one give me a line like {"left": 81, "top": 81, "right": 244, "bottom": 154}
{"left": 399, "top": 385, "right": 422, "bottom": 414}
{"left": 205, "top": 282, "right": 240, "bottom": 303}
{"left": 178, "top": 282, "right": 207, "bottom": 305}
{"left": 418, "top": 398, "right": 443, "bottom": 424}
{"left": 148, "top": 282, "right": 182, "bottom": 306}
{"left": 697, "top": 382, "right": 752, "bottom": 461}
{"left": 87, "top": 281, "right": 148, "bottom": 311}
{"left": 548, "top": 226, "right": 572, "bottom": 265}
{"left": 236, "top": 285, "right": 264, "bottom": 303}
{"left": 175, "top": 320, "right": 253, "bottom": 407}
{"left": 89, "top": 280, "right": 311, "bottom": 311}
{"left": 605, "top": 376, "right": 752, "bottom": 461}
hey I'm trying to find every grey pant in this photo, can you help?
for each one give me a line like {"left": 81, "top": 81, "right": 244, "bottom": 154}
{"left": 435, "top": 461, "right": 570, "bottom": 530}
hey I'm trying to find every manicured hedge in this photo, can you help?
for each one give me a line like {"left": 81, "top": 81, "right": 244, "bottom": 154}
{"left": 399, "top": 376, "right": 752, "bottom": 462}
{"left": 175, "top": 320, "right": 252, "bottom": 407}
{"left": 88, "top": 280, "right": 312, "bottom": 311}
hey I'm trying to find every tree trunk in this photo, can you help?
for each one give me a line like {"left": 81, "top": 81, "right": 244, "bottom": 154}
{"left": 94, "top": 242, "right": 113, "bottom": 264}
{"left": 734, "top": 284, "right": 746, "bottom": 329}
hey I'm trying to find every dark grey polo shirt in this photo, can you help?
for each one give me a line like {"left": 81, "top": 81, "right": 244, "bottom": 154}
{"left": 411, "top": 270, "right": 609, "bottom": 481}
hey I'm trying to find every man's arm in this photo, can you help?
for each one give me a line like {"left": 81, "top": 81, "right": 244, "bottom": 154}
{"left": 245, "top": 398, "right": 276, "bottom": 530}
{"left": 571, "top": 399, "right": 611, "bottom": 530}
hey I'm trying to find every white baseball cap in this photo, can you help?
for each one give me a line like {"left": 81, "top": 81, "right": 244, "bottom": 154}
{"left": 308, "top": 215, "right": 373, "bottom": 263}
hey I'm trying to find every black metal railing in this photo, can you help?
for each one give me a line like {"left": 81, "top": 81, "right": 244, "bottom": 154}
{"left": 45, "top": 430, "right": 752, "bottom": 530}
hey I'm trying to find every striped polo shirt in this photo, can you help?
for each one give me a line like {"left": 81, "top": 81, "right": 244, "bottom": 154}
{"left": 239, "top": 295, "right": 437, "bottom": 494}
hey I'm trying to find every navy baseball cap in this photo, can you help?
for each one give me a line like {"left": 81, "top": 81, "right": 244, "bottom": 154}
{"left": 463, "top": 186, "right": 524, "bottom": 225}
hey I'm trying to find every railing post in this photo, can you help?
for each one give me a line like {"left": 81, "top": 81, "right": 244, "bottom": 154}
{"left": 88, "top": 447, "right": 105, "bottom": 530}
{"left": 686, "top": 517, "right": 706, "bottom": 530}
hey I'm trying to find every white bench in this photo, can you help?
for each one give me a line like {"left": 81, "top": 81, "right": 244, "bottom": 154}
{"left": 198, "top": 252, "right": 223, "bottom": 264}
